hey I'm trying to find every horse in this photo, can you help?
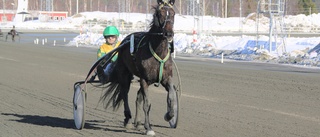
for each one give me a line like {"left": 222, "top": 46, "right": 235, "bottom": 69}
{"left": 0, "top": 28, "right": 3, "bottom": 37}
{"left": 98, "top": 0, "right": 176, "bottom": 136}
{"left": 6, "top": 28, "right": 19, "bottom": 42}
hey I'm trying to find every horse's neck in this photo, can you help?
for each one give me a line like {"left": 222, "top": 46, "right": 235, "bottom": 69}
{"left": 147, "top": 26, "right": 170, "bottom": 57}
{"left": 149, "top": 36, "right": 169, "bottom": 57}
{"left": 149, "top": 26, "right": 161, "bottom": 33}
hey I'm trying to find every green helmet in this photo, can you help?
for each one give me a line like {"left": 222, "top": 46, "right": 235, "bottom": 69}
{"left": 103, "top": 26, "right": 119, "bottom": 36}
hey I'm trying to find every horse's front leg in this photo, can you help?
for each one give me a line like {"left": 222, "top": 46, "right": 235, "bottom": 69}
{"left": 134, "top": 88, "right": 144, "bottom": 130}
{"left": 163, "top": 77, "right": 176, "bottom": 122}
{"left": 140, "top": 79, "right": 155, "bottom": 136}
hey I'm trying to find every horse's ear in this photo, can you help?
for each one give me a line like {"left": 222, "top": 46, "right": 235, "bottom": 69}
{"left": 169, "top": 0, "right": 175, "bottom": 5}
{"left": 157, "top": 0, "right": 163, "bottom": 5}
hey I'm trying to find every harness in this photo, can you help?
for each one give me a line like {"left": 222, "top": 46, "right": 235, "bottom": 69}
{"left": 149, "top": 42, "right": 171, "bottom": 87}
{"left": 130, "top": 2, "right": 174, "bottom": 87}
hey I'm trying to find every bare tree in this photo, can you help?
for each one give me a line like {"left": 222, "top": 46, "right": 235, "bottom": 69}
{"left": 221, "top": 0, "right": 225, "bottom": 17}
{"left": 8, "top": 0, "right": 319, "bottom": 17}
{"left": 67, "top": 0, "right": 72, "bottom": 16}
{"left": 83, "top": 0, "right": 87, "bottom": 12}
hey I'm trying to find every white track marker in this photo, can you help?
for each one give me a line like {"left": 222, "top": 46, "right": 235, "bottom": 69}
{"left": 221, "top": 53, "right": 224, "bottom": 63}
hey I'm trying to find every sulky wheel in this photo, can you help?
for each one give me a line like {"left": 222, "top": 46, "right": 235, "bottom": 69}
{"left": 73, "top": 83, "right": 86, "bottom": 129}
{"left": 168, "top": 89, "right": 179, "bottom": 128}
{"left": 168, "top": 59, "right": 181, "bottom": 128}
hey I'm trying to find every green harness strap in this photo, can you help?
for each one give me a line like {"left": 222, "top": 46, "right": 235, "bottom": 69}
{"left": 149, "top": 42, "right": 170, "bottom": 87}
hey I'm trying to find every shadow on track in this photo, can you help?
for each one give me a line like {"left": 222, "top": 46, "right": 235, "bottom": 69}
{"left": 2, "top": 113, "right": 74, "bottom": 129}
{"left": 1, "top": 113, "right": 144, "bottom": 135}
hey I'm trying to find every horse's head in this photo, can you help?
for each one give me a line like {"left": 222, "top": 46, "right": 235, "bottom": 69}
{"left": 152, "top": 0, "right": 175, "bottom": 42}
{"left": 157, "top": 0, "right": 175, "bottom": 5}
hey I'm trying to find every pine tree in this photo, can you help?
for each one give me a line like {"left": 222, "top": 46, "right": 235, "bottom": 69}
{"left": 298, "top": 0, "right": 318, "bottom": 15}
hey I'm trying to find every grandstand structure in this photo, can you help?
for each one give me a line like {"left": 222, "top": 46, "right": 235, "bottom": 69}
{"left": 256, "top": 0, "right": 287, "bottom": 54}
{"left": 187, "top": 0, "right": 205, "bottom": 37}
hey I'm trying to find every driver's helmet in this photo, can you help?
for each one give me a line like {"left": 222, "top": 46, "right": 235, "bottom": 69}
{"left": 103, "top": 26, "right": 119, "bottom": 37}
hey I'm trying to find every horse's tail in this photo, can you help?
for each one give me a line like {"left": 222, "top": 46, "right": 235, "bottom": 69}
{"left": 97, "top": 41, "right": 132, "bottom": 111}
{"left": 98, "top": 63, "right": 125, "bottom": 111}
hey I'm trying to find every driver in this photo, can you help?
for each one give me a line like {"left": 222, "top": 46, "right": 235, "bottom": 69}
{"left": 96, "top": 26, "right": 121, "bottom": 83}
{"left": 9, "top": 25, "right": 15, "bottom": 35}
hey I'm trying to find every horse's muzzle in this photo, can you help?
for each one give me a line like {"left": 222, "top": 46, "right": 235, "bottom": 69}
{"left": 163, "top": 32, "right": 174, "bottom": 42}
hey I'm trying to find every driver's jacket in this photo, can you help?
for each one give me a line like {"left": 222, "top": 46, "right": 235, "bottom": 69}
{"left": 97, "top": 41, "right": 121, "bottom": 60}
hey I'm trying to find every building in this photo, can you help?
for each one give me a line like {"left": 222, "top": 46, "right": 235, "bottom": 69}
{"left": 1, "top": 0, "right": 67, "bottom": 22}
{"left": 38, "top": 11, "right": 68, "bottom": 22}
{"left": 0, "top": 10, "right": 68, "bottom": 22}
{"left": 0, "top": 11, "right": 15, "bottom": 22}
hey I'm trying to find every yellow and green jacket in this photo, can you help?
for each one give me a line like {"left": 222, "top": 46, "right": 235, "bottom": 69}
{"left": 97, "top": 42, "right": 121, "bottom": 61}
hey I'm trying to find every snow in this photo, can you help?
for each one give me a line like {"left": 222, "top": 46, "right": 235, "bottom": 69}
{"left": 2, "top": 11, "right": 320, "bottom": 67}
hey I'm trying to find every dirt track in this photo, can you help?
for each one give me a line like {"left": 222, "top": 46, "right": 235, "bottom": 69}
{"left": 1, "top": 40, "right": 320, "bottom": 137}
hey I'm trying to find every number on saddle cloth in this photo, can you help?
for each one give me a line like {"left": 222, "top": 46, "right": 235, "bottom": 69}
{"left": 129, "top": 32, "right": 147, "bottom": 56}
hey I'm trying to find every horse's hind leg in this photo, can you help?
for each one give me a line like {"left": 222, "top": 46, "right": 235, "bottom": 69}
{"left": 134, "top": 88, "right": 144, "bottom": 130}
{"left": 163, "top": 77, "right": 176, "bottom": 121}
{"left": 123, "top": 91, "right": 133, "bottom": 129}
{"left": 140, "top": 79, "right": 155, "bottom": 136}
{"left": 122, "top": 75, "right": 133, "bottom": 129}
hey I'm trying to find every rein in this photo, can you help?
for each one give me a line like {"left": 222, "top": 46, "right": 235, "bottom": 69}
{"left": 146, "top": 32, "right": 163, "bottom": 35}
{"left": 149, "top": 42, "right": 170, "bottom": 87}
{"left": 132, "top": 32, "right": 171, "bottom": 54}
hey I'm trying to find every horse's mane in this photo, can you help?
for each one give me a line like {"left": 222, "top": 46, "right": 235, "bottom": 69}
{"left": 149, "top": 6, "right": 160, "bottom": 30}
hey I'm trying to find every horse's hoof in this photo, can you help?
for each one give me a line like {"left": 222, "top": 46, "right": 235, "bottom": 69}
{"left": 135, "top": 124, "right": 144, "bottom": 130}
{"left": 164, "top": 113, "right": 173, "bottom": 122}
{"left": 146, "top": 130, "right": 155, "bottom": 136}
{"left": 125, "top": 123, "right": 133, "bottom": 129}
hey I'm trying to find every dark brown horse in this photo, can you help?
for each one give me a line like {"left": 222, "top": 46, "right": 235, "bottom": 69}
{"left": 98, "top": 0, "right": 177, "bottom": 135}
{"left": 6, "top": 26, "right": 19, "bottom": 42}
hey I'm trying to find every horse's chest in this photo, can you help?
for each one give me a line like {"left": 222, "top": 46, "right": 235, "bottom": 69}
{"left": 140, "top": 58, "right": 170, "bottom": 79}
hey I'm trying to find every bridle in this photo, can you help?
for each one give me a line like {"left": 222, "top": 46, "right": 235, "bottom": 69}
{"left": 160, "top": 6, "right": 174, "bottom": 28}
{"left": 150, "top": 4, "right": 174, "bottom": 42}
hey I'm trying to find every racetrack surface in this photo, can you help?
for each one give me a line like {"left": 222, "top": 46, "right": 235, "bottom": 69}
{"left": 1, "top": 40, "right": 320, "bottom": 137}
